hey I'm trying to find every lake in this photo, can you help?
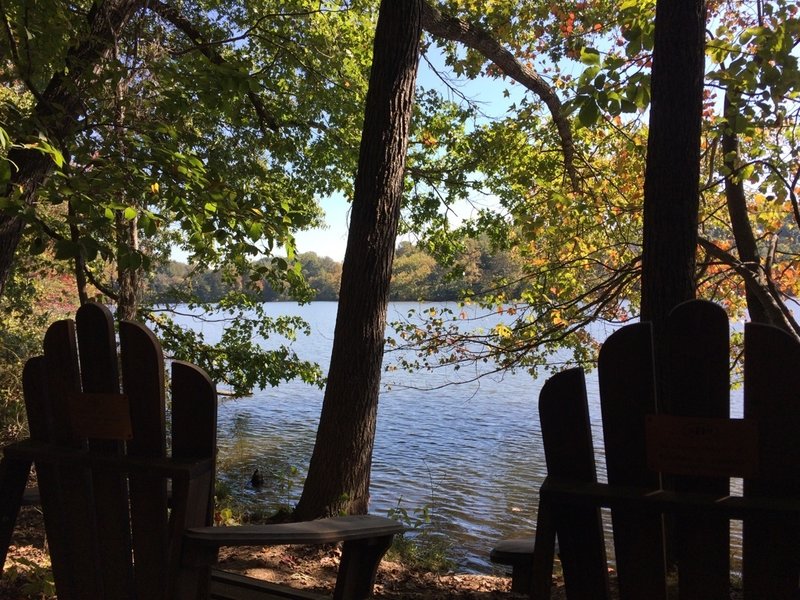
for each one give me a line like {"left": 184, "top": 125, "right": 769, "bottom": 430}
{"left": 169, "top": 301, "right": 742, "bottom": 573}
{"left": 168, "top": 301, "right": 619, "bottom": 572}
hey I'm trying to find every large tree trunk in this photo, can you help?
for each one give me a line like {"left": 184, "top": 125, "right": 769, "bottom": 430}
{"left": 639, "top": 0, "right": 706, "bottom": 569}
{"left": 0, "top": 0, "right": 143, "bottom": 297}
{"left": 294, "top": 0, "right": 422, "bottom": 519}
{"left": 640, "top": 0, "right": 707, "bottom": 409}
{"left": 116, "top": 214, "right": 141, "bottom": 321}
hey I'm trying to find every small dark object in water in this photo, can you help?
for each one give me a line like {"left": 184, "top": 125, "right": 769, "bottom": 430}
{"left": 251, "top": 468, "right": 264, "bottom": 487}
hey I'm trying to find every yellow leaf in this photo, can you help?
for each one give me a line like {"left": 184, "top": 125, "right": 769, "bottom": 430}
{"left": 494, "top": 323, "right": 513, "bottom": 338}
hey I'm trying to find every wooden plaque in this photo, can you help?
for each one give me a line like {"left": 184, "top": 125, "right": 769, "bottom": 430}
{"left": 646, "top": 414, "right": 758, "bottom": 478}
{"left": 68, "top": 392, "right": 133, "bottom": 440}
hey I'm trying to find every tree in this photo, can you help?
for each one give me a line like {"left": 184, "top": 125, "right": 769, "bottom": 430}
{"left": 295, "top": 0, "right": 423, "bottom": 519}
{"left": 700, "top": 6, "right": 800, "bottom": 339}
{"left": 393, "top": 0, "right": 800, "bottom": 385}
{"left": 390, "top": 242, "right": 439, "bottom": 300}
{"left": 0, "top": 0, "right": 144, "bottom": 296}
{"left": 297, "top": 253, "right": 342, "bottom": 301}
{"left": 1, "top": 1, "right": 382, "bottom": 394}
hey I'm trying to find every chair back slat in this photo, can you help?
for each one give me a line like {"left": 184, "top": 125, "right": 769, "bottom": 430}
{"left": 171, "top": 360, "right": 217, "bottom": 503}
{"left": 22, "top": 356, "right": 81, "bottom": 599}
{"left": 598, "top": 322, "right": 666, "bottom": 599}
{"left": 41, "top": 319, "right": 105, "bottom": 599}
{"left": 119, "top": 319, "right": 170, "bottom": 600}
{"left": 75, "top": 303, "right": 135, "bottom": 599}
{"left": 171, "top": 361, "right": 217, "bottom": 462}
{"left": 168, "top": 361, "right": 219, "bottom": 596}
{"left": 76, "top": 303, "right": 120, "bottom": 395}
{"left": 666, "top": 300, "right": 730, "bottom": 599}
{"left": 742, "top": 322, "right": 800, "bottom": 598}
{"left": 539, "top": 368, "right": 609, "bottom": 600}
{"left": 42, "top": 321, "right": 83, "bottom": 445}
{"left": 21, "top": 357, "right": 49, "bottom": 442}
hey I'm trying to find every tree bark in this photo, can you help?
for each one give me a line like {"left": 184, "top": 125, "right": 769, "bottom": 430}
{"left": 116, "top": 214, "right": 141, "bottom": 321}
{"left": 294, "top": 0, "right": 422, "bottom": 519}
{"left": 640, "top": 0, "right": 707, "bottom": 409}
{"left": 69, "top": 201, "right": 89, "bottom": 305}
{"left": 723, "top": 116, "right": 768, "bottom": 323}
{"left": 0, "top": 0, "right": 143, "bottom": 296}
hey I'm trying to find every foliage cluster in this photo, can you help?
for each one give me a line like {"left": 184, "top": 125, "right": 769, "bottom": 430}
{"left": 393, "top": 0, "right": 800, "bottom": 377}
{"left": 149, "top": 252, "right": 342, "bottom": 303}
{"left": 0, "top": 252, "right": 76, "bottom": 442}
{"left": 0, "top": 0, "right": 798, "bottom": 410}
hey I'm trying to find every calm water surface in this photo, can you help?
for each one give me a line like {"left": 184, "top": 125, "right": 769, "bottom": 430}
{"left": 170, "top": 301, "right": 743, "bottom": 573}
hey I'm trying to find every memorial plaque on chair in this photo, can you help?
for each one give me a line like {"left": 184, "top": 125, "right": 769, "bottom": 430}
{"left": 645, "top": 414, "right": 758, "bottom": 478}
{"left": 68, "top": 392, "right": 133, "bottom": 441}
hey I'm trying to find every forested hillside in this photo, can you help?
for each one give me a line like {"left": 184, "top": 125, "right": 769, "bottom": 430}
{"left": 148, "top": 239, "right": 523, "bottom": 302}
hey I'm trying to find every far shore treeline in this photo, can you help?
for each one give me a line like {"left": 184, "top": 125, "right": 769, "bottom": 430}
{"left": 149, "top": 239, "right": 523, "bottom": 303}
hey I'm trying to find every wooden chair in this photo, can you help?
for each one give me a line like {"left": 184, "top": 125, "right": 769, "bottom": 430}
{"left": 530, "top": 299, "right": 800, "bottom": 600}
{"left": 0, "top": 302, "right": 402, "bottom": 600}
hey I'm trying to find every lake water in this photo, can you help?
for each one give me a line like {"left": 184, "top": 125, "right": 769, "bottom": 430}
{"left": 169, "top": 301, "right": 743, "bottom": 573}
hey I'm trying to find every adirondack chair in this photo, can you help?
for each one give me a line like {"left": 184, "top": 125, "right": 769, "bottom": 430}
{"left": 529, "top": 299, "right": 800, "bottom": 600}
{"left": 0, "top": 302, "right": 403, "bottom": 600}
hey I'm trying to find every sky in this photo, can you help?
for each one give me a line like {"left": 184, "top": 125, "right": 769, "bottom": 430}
{"left": 294, "top": 194, "right": 352, "bottom": 261}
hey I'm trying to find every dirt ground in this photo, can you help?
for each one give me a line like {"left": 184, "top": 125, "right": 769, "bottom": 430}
{"left": 1, "top": 505, "right": 570, "bottom": 600}
{"left": 3, "top": 505, "right": 752, "bottom": 600}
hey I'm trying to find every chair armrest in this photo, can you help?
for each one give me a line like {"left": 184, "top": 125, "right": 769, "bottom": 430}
{"left": 178, "top": 516, "right": 403, "bottom": 600}
{"left": 4, "top": 439, "right": 213, "bottom": 479}
{"left": 184, "top": 515, "right": 404, "bottom": 548}
{"left": 541, "top": 477, "right": 800, "bottom": 518}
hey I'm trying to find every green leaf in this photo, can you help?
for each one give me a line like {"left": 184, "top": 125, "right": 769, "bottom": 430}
{"left": 118, "top": 251, "right": 143, "bottom": 270}
{"left": 580, "top": 47, "right": 601, "bottom": 66}
{"left": 0, "top": 127, "right": 11, "bottom": 150}
{"left": 577, "top": 100, "right": 600, "bottom": 127}
{"left": 79, "top": 238, "right": 100, "bottom": 262}
{"left": 54, "top": 240, "right": 79, "bottom": 260}
{"left": 123, "top": 207, "right": 137, "bottom": 220}
{"left": 273, "top": 257, "right": 288, "bottom": 270}
{"left": 633, "top": 84, "right": 650, "bottom": 109}
{"left": 248, "top": 221, "right": 263, "bottom": 240}
{"left": 30, "top": 237, "right": 46, "bottom": 255}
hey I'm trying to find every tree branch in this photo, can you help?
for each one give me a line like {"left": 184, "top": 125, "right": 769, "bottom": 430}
{"left": 147, "top": 0, "right": 279, "bottom": 133}
{"left": 84, "top": 266, "right": 119, "bottom": 300}
{"left": 421, "top": 1, "right": 579, "bottom": 191}
{"left": 699, "top": 237, "right": 800, "bottom": 339}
